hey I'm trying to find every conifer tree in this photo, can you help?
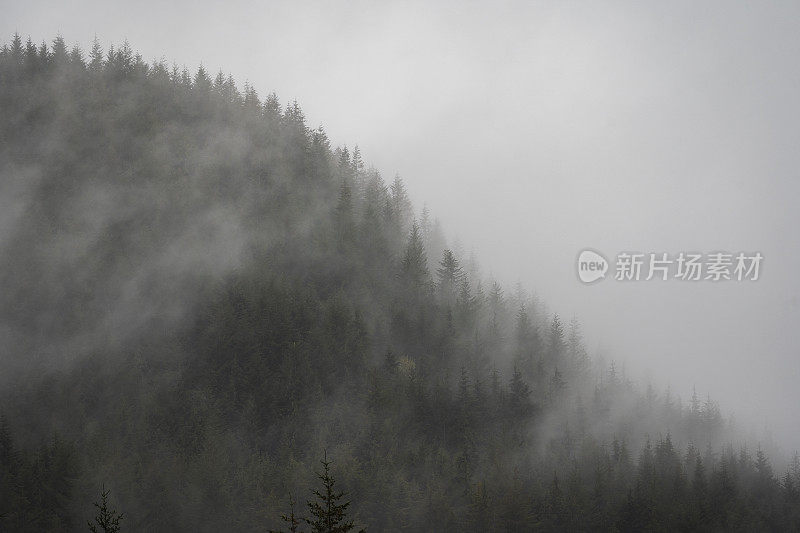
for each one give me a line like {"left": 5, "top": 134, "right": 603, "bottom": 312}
{"left": 264, "top": 92, "right": 282, "bottom": 122}
{"left": 89, "top": 36, "right": 104, "bottom": 71}
{"left": 51, "top": 35, "right": 68, "bottom": 65}
{"left": 305, "top": 452, "right": 359, "bottom": 533}
{"left": 351, "top": 145, "right": 364, "bottom": 181}
{"left": 567, "top": 316, "right": 589, "bottom": 374}
{"left": 88, "top": 485, "right": 124, "bottom": 533}
{"left": 401, "top": 221, "right": 428, "bottom": 287}
{"left": 10, "top": 32, "right": 23, "bottom": 62}
{"left": 335, "top": 178, "right": 355, "bottom": 244}
{"left": 69, "top": 44, "right": 85, "bottom": 67}
{"left": 548, "top": 314, "right": 566, "bottom": 364}
{"left": 243, "top": 82, "right": 261, "bottom": 112}
{"left": 508, "top": 366, "right": 532, "bottom": 417}
{"left": 270, "top": 493, "right": 302, "bottom": 533}
{"left": 436, "top": 249, "right": 464, "bottom": 303}
{"left": 389, "top": 175, "right": 412, "bottom": 233}
{"left": 284, "top": 99, "right": 306, "bottom": 129}
{"left": 194, "top": 65, "right": 212, "bottom": 93}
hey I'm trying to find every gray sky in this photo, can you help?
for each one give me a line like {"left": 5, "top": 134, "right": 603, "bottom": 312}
{"left": 3, "top": 0, "right": 800, "bottom": 447}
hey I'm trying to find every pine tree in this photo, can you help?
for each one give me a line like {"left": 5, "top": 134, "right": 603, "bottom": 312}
{"left": 456, "top": 276, "right": 476, "bottom": 328}
{"left": 351, "top": 145, "right": 365, "bottom": 182}
{"left": 10, "top": 32, "right": 23, "bottom": 62}
{"left": 420, "top": 204, "right": 431, "bottom": 244}
{"left": 69, "top": 45, "right": 85, "bottom": 67}
{"left": 436, "top": 249, "right": 464, "bottom": 303}
{"left": 270, "top": 493, "right": 302, "bottom": 533}
{"left": 508, "top": 366, "right": 532, "bottom": 417}
{"left": 225, "top": 74, "right": 241, "bottom": 105}
{"left": 337, "top": 146, "right": 352, "bottom": 182}
{"left": 284, "top": 99, "right": 306, "bottom": 129}
{"left": 213, "top": 70, "right": 226, "bottom": 96}
{"left": 401, "top": 221, "right": 428, "bottom": 287}
{"left": 362, "top": 169, "right": 387, "bottom": 227}
{"left": 194, "top": 65, "right": 212, "bottom": 93}
{"left": 513, "top": 304, "right": 541, "bottom": 377}
{"left": 690, "top": 386, "right": 700, "bottom": 415}
{"left": 88, "top": 485, "right": 124, "bottom": 533}
{"left": 389, "top": 175, "right": 412, "bottom": 233}
{"left": 118, "top": 39, "right": 133, "bottom": 73}
{"left": 243, "top": 82, "right": 261, "bottom": 112}
{"left": 89, "top": 36, "right": 104, "bottom": 71}
{"left": 567, "top": 316, "right": 589, "bottom": 374}
{"left": 755, "top": 446, "right": 775, "bottom": 496}
{"left": 37, "top": 40, "right": 49, "bottom": 67}
{"left": 427, "top": 219, "right": 447, "bottom": 264}
{"left": 264, "top": 92, "right": 282, "bottom": 123}
{"left": 548, "top": 314, "right": 566, "bottom": 364}
{"left": 51, "top": 35, "right": 68, "bottom": 65}
{"left": 335, "top": 178, "right": 355, "bottom": 244}
{"left": 544, "top": 473, "right": 567, "bottom": 528}
{"left": 305, "top": 452, "right": 359, "bottom": 533}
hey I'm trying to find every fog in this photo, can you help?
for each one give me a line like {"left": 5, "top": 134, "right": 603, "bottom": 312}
{"left": 3, "top": 0, "right": 799, "bottom": 454}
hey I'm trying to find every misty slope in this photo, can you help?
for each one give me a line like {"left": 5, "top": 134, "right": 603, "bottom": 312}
{"left": 1, "top": 35, "right": 799, "bottom": 532}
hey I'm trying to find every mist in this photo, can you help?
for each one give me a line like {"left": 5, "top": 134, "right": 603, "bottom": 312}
{"left": 2, "top": 1, "right": 800, "bottom": 530}
{"left": 8, "top": 0, "right": 792, "bottom": 442}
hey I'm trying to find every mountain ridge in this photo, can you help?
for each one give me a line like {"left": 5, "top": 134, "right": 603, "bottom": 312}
{"left": 0, "top": 34, "right": 798, "bottom": 532}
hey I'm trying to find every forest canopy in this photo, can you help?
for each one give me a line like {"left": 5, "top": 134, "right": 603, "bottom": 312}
{"left": 0, "top": 34, "right": 798, "bottom": 532}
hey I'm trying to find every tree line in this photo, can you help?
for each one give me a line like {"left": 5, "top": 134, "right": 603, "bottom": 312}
{"left": 0, "top": 34, "right": 798, "bottom": 531}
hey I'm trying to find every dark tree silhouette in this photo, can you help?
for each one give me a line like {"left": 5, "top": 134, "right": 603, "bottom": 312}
{"left": 88, "top": 485, "right": 124, "bottom": 533}
{"left": 270, "top": 492, "right": 302, "bottom": 533}
{"left": 305, "top": 452, "right": 359, "bottom": 533}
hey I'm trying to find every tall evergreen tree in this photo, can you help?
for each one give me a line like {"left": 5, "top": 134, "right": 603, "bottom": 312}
{"left": 305, "top": 453, "right": 359, "bottom": 533}
{"left": 436, "top": 249, "right": 464, "bottom": 303}
{"left": 389, "top": 175, "right": 413, "bottom": 233}
{"left": 264, "top": 91, "right": 282, "bottom": 122}
{"left": 89, "top": 36, "right": 104, "bottom": 71}
{"left": 548, "top": 314, "right": 566, "bottom": 364}
{"left": 401, "top": 221, "right": 429, "bottom": 288}
{"left": 88, "top": 485, "right": 124, "bottom": 533}
{"left": 508, "top": 366, "right": 532, "bottom": 417}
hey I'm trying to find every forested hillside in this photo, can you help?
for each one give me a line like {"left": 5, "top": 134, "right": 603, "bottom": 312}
{"left": 0, "top": 35, "right": 799, "bottom": 532}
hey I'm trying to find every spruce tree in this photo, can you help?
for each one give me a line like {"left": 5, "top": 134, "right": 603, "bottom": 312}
{"left": 508, "top": 366, "right": 532, "bottom": 417}
{"left": 548, "top": 314, "right": 566, "bottom": 364}
{"left": 270, "top": 493, "right": 302, "bottom": 533}
{"left": 88, "top": 36, "right": 104, "bottom": 71}
{"left": 436, "top": 249, "right": 464, "bottom": 304}
{"left": 389, "top": 175, "right": 412, "bottom": 232}
{"left": 305, "top": 452, "right": 359, "bottom": 533}
{"left": 401, "top": 221, "right": 429, "bottom": 287}
{"left": 264, "top": 92, "right": 282, "bottom": 122}
{"left": 88, "top": 485, "right": 123, "bottom": 533}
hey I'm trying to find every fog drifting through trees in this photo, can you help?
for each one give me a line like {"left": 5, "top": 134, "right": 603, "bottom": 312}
{"left": 4, "top": 0, "right": 800, "bottom": 449}
{"left": 1, "top": 3, "right": 800, "bottom": 531}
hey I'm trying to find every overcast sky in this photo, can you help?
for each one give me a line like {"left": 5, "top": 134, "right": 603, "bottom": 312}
{"left": 3, "top": 0, "right": 800, "bottom": 447}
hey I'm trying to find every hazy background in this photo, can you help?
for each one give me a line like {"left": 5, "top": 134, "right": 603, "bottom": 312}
{"left": 3, "top": 0, "right": 799, "bottom": 447}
